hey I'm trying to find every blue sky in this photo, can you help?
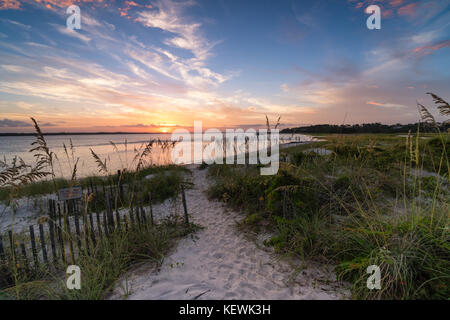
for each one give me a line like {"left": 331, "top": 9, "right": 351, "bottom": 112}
{"left": 0, "top": 0, "right": 449, "bottom": 132}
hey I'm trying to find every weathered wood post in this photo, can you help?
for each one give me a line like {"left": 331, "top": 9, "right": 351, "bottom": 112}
{"left": 65, "top": 216, "right": 76, "bottom": 265}
{"left": 148, "top": 192, "right": 154, "bottom": 226}
{"left": 181, "top": 184, "right": 189, "bottom": 226}
{"left": 8, "top": 231, "right": 15, "bottom": 265}
{"left": 48, "top": 200, "right": 57, "bottom": 263}
{"left": 0, "top": 235, "right": 4, "bottom": 261}
{"left": 105, "top": 194, "right": 115, "bottom": 231}
{"left": 73, "top": 206, "right": 82, "bottom": 252}
{"left": 88, "top": 210, "right": 97, "bottom": 247}
{"left": 118, "top": 170, "right": 124, "bottom": 202}
{"left": 29, "top": 225, "right": 38, "bottom": 268}
{"left": 20, "top": 243, "right": 29, "bottom": 273}
{"left": 39, "top": 223, "right": 48, "bottom": 264}
{"left": 96, "top": 211, "right": 103, "bottom": 239}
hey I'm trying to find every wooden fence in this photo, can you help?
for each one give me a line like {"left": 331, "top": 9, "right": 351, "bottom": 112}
{"left": 0, "top": 180, "right": 189, "bottom": 278}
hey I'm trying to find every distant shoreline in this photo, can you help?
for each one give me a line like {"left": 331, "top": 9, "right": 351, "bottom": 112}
{"left": 0, "top": 132, "right": 163, "bottom": 137}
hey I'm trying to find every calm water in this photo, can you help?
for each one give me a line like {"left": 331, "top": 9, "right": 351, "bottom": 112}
{"left": 0, "top": 133, "right": 314, "bottom": 178}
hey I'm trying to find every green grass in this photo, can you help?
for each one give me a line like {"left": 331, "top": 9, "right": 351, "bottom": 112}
{"left": 0, "top": 217, "right": 200, "bottom": 300}
{"left": 0, "top": 165, "right": 190, "bottom": 203}
{"left": 207, "top": 133, "right": 449, "bottom": 300}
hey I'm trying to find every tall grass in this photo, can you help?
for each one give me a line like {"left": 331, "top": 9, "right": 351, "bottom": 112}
{"left": 0, "top": 118, "right": 195, "bottom": 300}
{"left": 206, "top": 94, "right": 449, "bottom": 299}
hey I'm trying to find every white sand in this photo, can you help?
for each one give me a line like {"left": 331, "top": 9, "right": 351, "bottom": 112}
{"left": 110, "top": 166, "right": 349, "bottom": 300}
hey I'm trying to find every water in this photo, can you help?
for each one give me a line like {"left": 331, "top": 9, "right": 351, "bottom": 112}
{"left": 0, "top": 133, "right": 314, "bottom": 179}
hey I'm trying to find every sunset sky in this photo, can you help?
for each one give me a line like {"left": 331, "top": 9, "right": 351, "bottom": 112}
{"left": 0, "top": 0, "right": 449, "bottom": 133}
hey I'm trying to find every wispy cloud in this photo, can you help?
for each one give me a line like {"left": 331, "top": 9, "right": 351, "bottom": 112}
{"left": 367, "top": 101, "right": 408, "bottom": 108}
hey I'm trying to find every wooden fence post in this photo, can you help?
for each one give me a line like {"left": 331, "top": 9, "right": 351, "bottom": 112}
{"left": 135, "top": 193, "right": 141, "bottom": 228}
{"left": 29, "top": 225, "right": 38, "bottom": 268}
{"left": 38, "top": 223, "right": 48, "bottom": 264}
{"left": 115, "top": 207, "right": 121, "bottom": 232}
{"left": 118, "top": 170, "right": 124, "bottom": 202}
{"left": 88, "top": 211, "right": 97, "bottom": 247}
{"left": 73, "top": 206, "right": 82, "bottom": 252}
{"left": 105, "top": 194, "right": 115, "bottom": 230}
{"left": 96, "top": 211, "right": 103, "bottom": 239}
{"left": 140, "top": 201, "right": 147, "bottom": 226}
{"left": 148, "top": 192, "right": 154, "bottom": 226}
{"left": 65, "top": 217, "right": 76, "bottom": 265}
{"left": 0, "top": 235, "right": 4, "bottom": 261}
{"left": 82, "top": 207, "right": 90, "bottom": 256}
{"left": 8, "top": 231, "right": 16, "bottom": 265}
{"left": 20, "top": 243, "right": 29, "bottom": 273}
{"left": 181, "top": 184, "right": 189, "bottom": 226}
{"left": 103, "top": 210, "right": 109, "bottom": 236}
{"left": 48, "top": 200, "right": 57, "bottom": 264}
{"left": 129, "top": 195, "right": 135, "bottom": 228}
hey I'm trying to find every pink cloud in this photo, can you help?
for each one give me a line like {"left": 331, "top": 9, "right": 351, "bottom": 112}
{"left": 389, "top": 0, "right": 404, "bottom": 7}
{"left": 118, "top": 0, "right": 152, "bottom": 18}
{"left": 367, "top": 101, "right": 384, "bottom": 106}
{"left": 0, "top": 0, "right": 21, "bottom": 10}
{"left": 397, "top": 3, "right": 418, "bottom": 17}
{"left": 413, "top": 40, "right": 450, "bottom": 56}
{"left": 0, "top": 0, "right": 109, "bottom": 11}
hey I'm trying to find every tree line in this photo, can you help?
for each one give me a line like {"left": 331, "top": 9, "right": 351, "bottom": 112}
{"left": 280, "top": 122, "right": 450, "bottom": 134}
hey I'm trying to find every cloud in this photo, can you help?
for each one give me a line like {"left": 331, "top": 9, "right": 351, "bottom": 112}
{"left": 366, "top": 101, "right": 408, "bottom": 108}
{"left": 397, "top": 3, "right": 418, "bottom": 17}
{"left": 0, "top": 118, "right": 31, "bottom": 127}
{"left": 1, "top": 19, "right": 31, "bottom": 29}
{"left": 0, "top": 0, "right": 21, "bottom": 10}
{"left": 55, "top": 25, "right": 91, "bottom": 43}
{"left": 135, "top": 0, "right": 218, "bottom": 61}
{"left": 0, "top": 118, "right": 52, "bottom": 127}
{"left": 120, "top": 123, "right": 185, "bottom": 128}
{"left": 413, "top": 40, "right": 450, "bottom": 56}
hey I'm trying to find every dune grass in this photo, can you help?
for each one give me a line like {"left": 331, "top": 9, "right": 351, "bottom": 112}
{"left": 0, "top": 118, "right": 197, "bottom": 300}
{"left": 206, "top": 132, "right": 449, "bottom": 299}
{"left": 0, "top": 218, "right": 199, "bottom": 300}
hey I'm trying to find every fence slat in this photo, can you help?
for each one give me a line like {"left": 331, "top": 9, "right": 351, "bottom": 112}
{"left": 74, "top": 206, "right": 82, "bottom": 252}
{"left": 105, "top": 194, "right": 115, "bottom": 230}
{"left": 0, "top": 235, "right": 5, "bottom": 261}
{"left": 103, "top": 209, "right": 109, "bottom": 236}
{"left": 65, "top": 216, "right": 76, "bottom": 265}
{"left": 29, "top": 225, "right": 38, "bottom": 268}
{"left": 115, "top": 207, "right": 121, "bottom": 232}
{"left": 149, "top": 192, "right": 154, "bottom": 226}
{"left": 140, "top": 201, "right": 147, "bottom": 227}
{"left": 129, "top": 196, "right": 135, "bottom": 228}
{"left": 118, "top": 170, "right": 124, "bottom": 203}
{"left": 57, "top": 203, "right": 62, "bottom": 228}
{"left": 20, "top": 243, "right": 29, "bottom": 273}
{"left": 181, "top": 184, "right": 189, "bottom": 225}
{"left": 135, "top": 194, "right": 142, "bottom": 228}
{"left": 8, "top": 230, "right": 16, "bottom": 264}
{"left": 48, "top": 200, "right": 57, "bottom": 263}
{"left": 88, "top": 211, "right": 97, "bottom": 247}
{"left": 39, "top": 223, "right": 48, "bottom": 264}
{"left": 96, "top": 211, "right": 103, "bottom": 239}
{"left": 56, "top": 224, "right": 66, "bottom": 265}
{"left": 82, "top": 208, "right": 90, "bottom": 256}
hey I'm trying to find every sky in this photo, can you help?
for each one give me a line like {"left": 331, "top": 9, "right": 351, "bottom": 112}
{"left": 0, "top": 0, "right": 449, "bottom": 133}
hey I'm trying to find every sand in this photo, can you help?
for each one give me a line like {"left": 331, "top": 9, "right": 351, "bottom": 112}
{"left": 109, "top": 166, "right": 349, "bottom": 300}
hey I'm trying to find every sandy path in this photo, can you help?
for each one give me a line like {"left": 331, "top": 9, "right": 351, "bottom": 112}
{"left": 110, "top": 166, "right": 348, "bottom": 300}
